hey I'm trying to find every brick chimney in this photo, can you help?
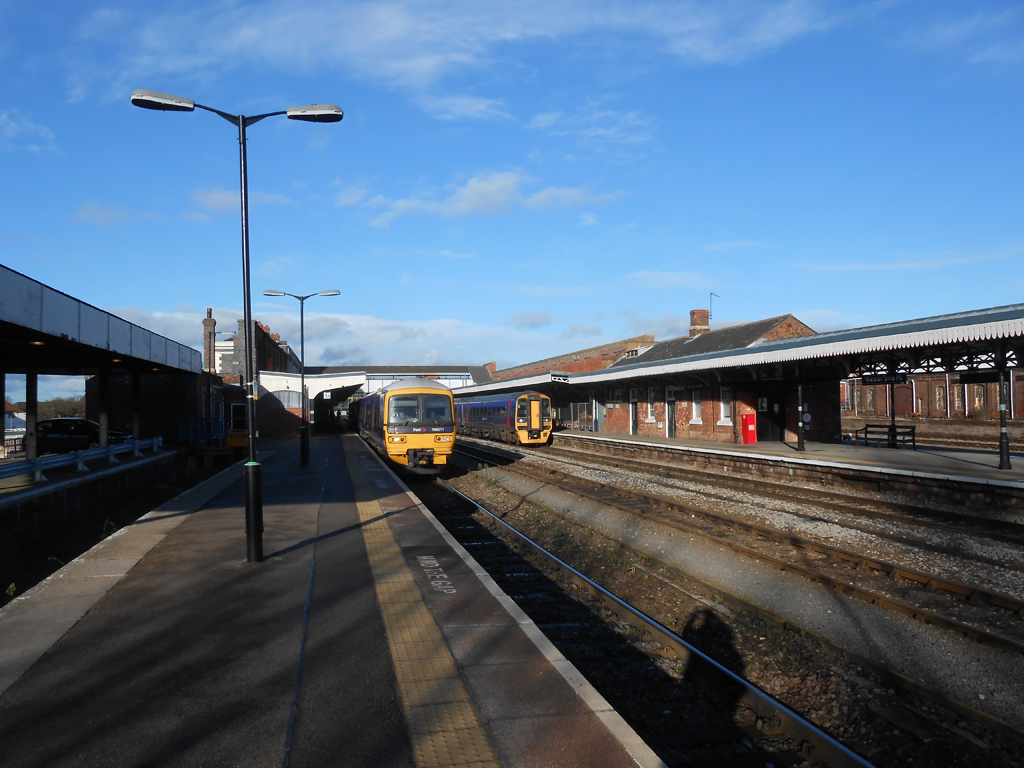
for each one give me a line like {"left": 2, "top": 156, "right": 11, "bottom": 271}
{"left": 484, "top": 362, "right": 497, "bottom": 376}
{"left": 689, "top": 309, "right": 710, "bottom": 337}
{"left": 202, "top": 308, "right": 217, "bottom": 372}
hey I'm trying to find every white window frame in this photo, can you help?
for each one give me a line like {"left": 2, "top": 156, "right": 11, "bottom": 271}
{"left": 646, "top": 386, "right": 656, "bottom": 421}
{"left": 717, "top": 386, "right": 733, "bottom": 426}
{"left": 689, "top": 390, "right": 702, "bottom": 425}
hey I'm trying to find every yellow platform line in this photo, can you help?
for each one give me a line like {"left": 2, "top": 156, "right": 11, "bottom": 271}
{"left": 348, "top": 448, "right": 501, "bottom": 768}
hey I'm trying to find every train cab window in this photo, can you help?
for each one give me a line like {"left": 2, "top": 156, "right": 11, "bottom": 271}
{"left": 389, "top": 396, "right": 420, "bottom": 424}
{"left": 422, "top": 395, "right": 453, "bottom": 425}
{"left": 388, "top": 394, "right": 453, "bottom": 426}
{"left": 541, "top": 399, "right": 551, "bottom": 421}
{"left": 516, "top": 399, "right": 528, "bottom": 420}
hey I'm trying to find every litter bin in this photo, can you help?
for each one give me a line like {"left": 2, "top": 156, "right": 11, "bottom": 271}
{"left": 742, "top": 413, "right": 757, "bottom": 444}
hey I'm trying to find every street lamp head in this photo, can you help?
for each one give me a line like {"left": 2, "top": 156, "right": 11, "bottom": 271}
{"left": 263, "top": 290, "right": 286, "bottom": 297}
{"left": 318, "top": 290, "right": 341, "bottom": 296}
{"left": 286, "top": 104, "right": 343, "bottom": 123}
{"left": 131, "top": 89, "right": 195, "bottom": 112}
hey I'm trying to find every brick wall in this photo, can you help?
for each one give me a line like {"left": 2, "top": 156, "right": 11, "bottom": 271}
{"left": 764, "top": 316, "right": 817, "bottom": 340}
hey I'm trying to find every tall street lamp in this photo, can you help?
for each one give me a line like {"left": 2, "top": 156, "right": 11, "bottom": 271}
{"left": 263, "top": 289, "right": 340, "bottom": 466}
{"left": 131, "top": 89, "right": 343, "bottom": 563}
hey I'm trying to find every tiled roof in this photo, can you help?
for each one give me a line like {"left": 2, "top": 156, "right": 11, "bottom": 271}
{"left": 614, "top": 315, "right": 804, "bottom": 366}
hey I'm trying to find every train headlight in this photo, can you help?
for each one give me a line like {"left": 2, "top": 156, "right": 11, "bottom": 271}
{"left": 390, "top": 436, "right": 406, "bottom": 443}
{"left": 434, "top": 435, "right": 452, "bottom": 442}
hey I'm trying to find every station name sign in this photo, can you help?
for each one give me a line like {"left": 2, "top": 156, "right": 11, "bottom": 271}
{"left": 861, "top": 373, "right": 907, "bottom": 384}
{"left": 957, "top": 371, "right": 1002, "bottom": 385}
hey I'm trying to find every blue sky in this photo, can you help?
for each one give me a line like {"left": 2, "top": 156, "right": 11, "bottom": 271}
{"left": 3, "top": 1, "right": 1024, "bottom": 401}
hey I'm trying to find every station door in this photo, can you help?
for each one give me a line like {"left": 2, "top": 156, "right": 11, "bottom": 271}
{"left": 757, "top": 395, "right": 786, "bottom": 442}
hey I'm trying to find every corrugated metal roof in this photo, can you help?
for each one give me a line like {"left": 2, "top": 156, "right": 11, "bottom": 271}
{"left": 580, "top": 303, "right": 1024, "bottom": 383}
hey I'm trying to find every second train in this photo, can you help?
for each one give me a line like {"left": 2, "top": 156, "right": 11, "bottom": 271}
{"left": 454, "top": 391, "right": 553, "bottom": 446}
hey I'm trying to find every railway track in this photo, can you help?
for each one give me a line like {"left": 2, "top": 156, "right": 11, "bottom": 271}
{"left": 453, "top": 440, "right": 1024, "bottom": 655}
{"left": 429, "top": 442, "right": 1024, "bottom": 766}
{"left": 542, "top": 442, "right": 1024, "bottom": 546}
{"left": 416, "top": 476, "right": 875, "bottom": 768}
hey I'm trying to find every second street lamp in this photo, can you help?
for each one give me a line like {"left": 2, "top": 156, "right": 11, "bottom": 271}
{"left": 131, "top": 89, "right": 342, "bottom": 562}
{"left": 263, "top": 289, "right": 340, "bottom": 466}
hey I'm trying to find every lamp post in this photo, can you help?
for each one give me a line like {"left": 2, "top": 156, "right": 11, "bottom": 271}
{"left": 263, "top": 289, "right": 340, "bottom": 466}
{"left": 131, "top": 89, "right": 342, "bottom": 563}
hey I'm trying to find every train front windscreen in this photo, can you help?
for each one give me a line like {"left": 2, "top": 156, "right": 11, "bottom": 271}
{"left": 388, "top": 394, "right": 454, "bottom": 428}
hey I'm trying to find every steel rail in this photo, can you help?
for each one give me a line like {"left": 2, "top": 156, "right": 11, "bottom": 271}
{"left": 454, "top": 442, "right": 1024, "bottom": 653}
{"left": 548, "top": 437, "right": 1024, "bottom": 545}
{"left": 439, "top": 478, "right": 877, "bottom": 768}
{"left": 544, "top": 443, "right": 1024, "bottom": 573}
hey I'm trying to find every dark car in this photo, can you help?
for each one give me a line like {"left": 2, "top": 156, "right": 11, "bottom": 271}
{"left": 35, "top": 418, "right": 128, "bottom": 454}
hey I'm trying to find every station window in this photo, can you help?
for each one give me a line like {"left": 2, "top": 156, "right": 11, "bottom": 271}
{"left": 690, "top": 391, "right": 702, "bottom": 425}
{"left": 647, "top": 387, "right": 655, "bottom": 420}
{"left": 974, "top": 385, "right": 986, "bottom": 410}
{"left": 935, "top": 386, "right": 946, "bottom": 414}
{"left": 718, "top": 386, "right": 732, "bottom": 426}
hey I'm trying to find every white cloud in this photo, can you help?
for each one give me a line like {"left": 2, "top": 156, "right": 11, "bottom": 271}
{"left": 0, "top": 109, "right": 57, "bottom": 153}
{"left": 68, "top": 2, "right": 853, "bottom": 110}
{"left": 560, "top": 323, "right": 603, "bottom": 338}
{"left": 106, "top": 304, "right": 620, "bottom": 373}
{"left": 510, "top": 312, "right": 553, "bottom": 329}
{"left": 4, "top": 375, "right": 87, "bottom": 403}
{"left": 191, "top": 187, "right": 239, "bottom": 212}
{"left": 798, "top": 249, "right": 1012, "bottom": 273}
{"left": 369, "top": 171, "right": 616, "bottom": 227}
{"left": 527, "top": 101, "right": 657, "bottom": 148}
{"left": 251, "top": 191, "right": 295, "bottom": 206}
{"left": 618, "top": 309, "right": 692, "bottom": 339}
{"left": 907, "top": 10, "right": 1024, "bottom": 64}
{"left": 72, "top": 202, "right": 132, "bottom": 226}
{"left": 335, "top": 184, "right": 368, "bottom": 206}
{"left": 580, "top": 212, "right": 600, "bottom": 227}
{"left": 420, "top": 94, "right": 511, "bottom": 120}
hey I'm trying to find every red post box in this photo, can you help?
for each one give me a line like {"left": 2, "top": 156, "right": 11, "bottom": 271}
{"left": 742, "top": 413, "right": 757, "bottom": 444}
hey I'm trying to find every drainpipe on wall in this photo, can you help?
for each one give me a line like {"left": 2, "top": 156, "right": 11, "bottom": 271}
{"left": 1007, "top": 368, "right": 1015, "bottom": 421}
{"left": 945, "top": 373, "right": 950, "bottom": 418}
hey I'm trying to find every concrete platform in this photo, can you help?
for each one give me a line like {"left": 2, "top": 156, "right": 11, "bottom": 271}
{"left": 556, "top": 429, "right": 1024, "bottom": 488}
{"left": 0, "top": 435, "right": 661, "bottom": 768}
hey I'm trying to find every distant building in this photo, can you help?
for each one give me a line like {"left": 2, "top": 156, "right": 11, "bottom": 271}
{"left": 202, "top": 309, "right": 300, "bottom": 384}
{"left": 4, "top": 401, "right": 26, "bottom": 432}
{"left": 487, "top": 335, "right": 656, "bottom": 380}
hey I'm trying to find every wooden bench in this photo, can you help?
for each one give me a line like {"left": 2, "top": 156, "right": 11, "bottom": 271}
{"left": 855, "top": 424, "right": 916, "bottom": 450}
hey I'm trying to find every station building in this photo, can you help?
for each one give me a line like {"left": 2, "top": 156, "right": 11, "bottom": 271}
{"left": 459, "top": 304, "right": 1024, "bottom": 462}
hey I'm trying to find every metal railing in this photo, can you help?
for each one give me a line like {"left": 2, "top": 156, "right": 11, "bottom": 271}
{"left": 0, "top": 437, "right": 164, "bottom": 483}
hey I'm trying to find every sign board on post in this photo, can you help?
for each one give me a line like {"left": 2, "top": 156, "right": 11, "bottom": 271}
{"left": 957, "top": 371, "right": 1001, "bottom": 385}
{"left": 861, "top": 373, "right": 907, "bottom": 384}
